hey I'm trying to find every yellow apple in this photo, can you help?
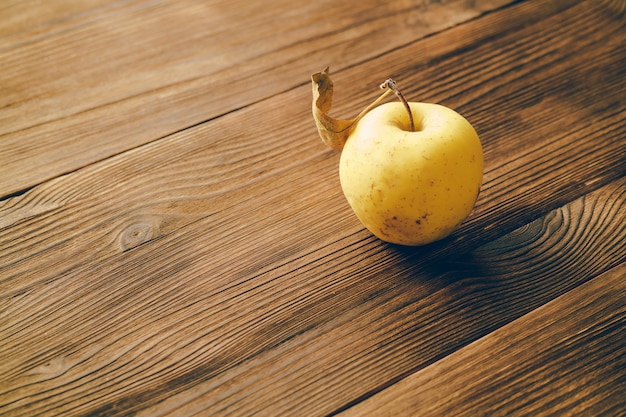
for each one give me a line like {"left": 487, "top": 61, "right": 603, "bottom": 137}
{"left": 311, "top": 69, "right": 483, "bottom": 246}
{"left": 339, "top": 101, "right": 483, "bottom": 246}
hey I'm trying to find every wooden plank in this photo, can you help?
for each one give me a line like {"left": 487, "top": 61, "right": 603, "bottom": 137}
{"left": 0, "top": 0, "right": 514, "bottom": 197}
{"left": 340, "top": 262, "right": 626, "bottom": 417}
{"left": 0, "top": 0, "right": 624, "bottom": 415}
{"left": 85, "top": 178, "right": 625, "bottom": 417}
{"left": 1, "top": 0, "right": 623, "bottom": 286}
{"left": 0, "top": 177, "right": 624, "bottom": 415}
{"left": 0, "top": 0, "right": 113, "bottom": 45}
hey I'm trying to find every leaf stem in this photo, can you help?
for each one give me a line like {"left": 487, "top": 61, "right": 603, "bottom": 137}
{"left": 352, "top": 88, "right": 394, "bottom": 124}
{"left": 380, "top": 79, "right": 415, "bottom": 132}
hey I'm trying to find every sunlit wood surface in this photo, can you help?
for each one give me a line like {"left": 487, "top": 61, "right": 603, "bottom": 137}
{"left": 1, "top": 0, "right": 624, "bottom": 415}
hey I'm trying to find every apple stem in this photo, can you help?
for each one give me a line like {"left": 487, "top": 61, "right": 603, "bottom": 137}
{"left": 380, "top": 79, "right": 415, "bottom": 132}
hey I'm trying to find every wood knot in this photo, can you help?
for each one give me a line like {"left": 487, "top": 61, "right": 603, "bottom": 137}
{"left": 119, "top": 218, "right": 160, "bottom": 252}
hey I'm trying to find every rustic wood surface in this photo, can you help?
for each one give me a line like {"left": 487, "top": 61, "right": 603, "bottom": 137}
{"left": 0, "top": 0, "right": 624, "bottom": 416}
{"left": 342, "top": 262, "right": 626, "bottom": 417}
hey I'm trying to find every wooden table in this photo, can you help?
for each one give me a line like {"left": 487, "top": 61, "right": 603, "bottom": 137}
{"left": 1, "top": 0, "right": 624, "bottom": 415}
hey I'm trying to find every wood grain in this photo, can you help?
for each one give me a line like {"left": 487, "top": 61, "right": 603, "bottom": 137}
{"left": 72, "top": 179, "right": 626, "bottom": 416}
{"left": 1, "top": 173, "right": 624, "bottom": 414}
{"left": 1, "top": 0, "right": 623, "bottom": 290}
{"left": 340, "top": 262, "right": 626, "bottom": 417}
{"left": 0, "top": 0, "right": 513, "bottom": 197}
{"left": 0, "top": 0, "right": 624, "bottom": 416}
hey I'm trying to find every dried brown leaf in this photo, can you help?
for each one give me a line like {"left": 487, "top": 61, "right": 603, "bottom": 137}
{"left": 311, "top": 67, "right": 395, "bottom": 151}
{"left": 310, "top": 67, "right": 357, "bottom": 151}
